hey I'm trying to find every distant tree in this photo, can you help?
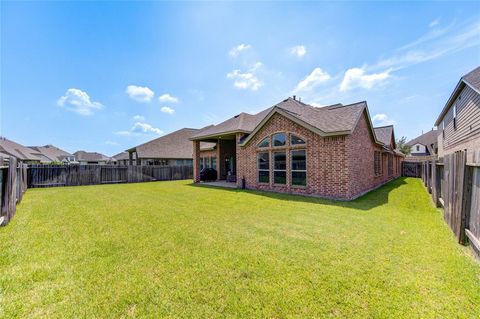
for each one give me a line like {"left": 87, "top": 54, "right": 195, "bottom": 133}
{"left": 396, "top": 136, "right": 411, "bottom": 155}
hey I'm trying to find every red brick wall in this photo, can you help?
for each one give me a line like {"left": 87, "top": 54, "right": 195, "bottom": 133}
{"left": 236, "top": 111, "right": 402, "bottom": 200}
{"left": 236, "top": 113, "right": 350, "bottom": 199}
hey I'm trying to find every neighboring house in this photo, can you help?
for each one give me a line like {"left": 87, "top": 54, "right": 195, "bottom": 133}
{"left": 29, "top": 145, "right": 77, "bottom": 164}
{"left": 405, "top": 129, "right": 440, "bottom": 159}
{"left": 73, "top": 151, "right": 112, "bottom": 165}
{"left": 126, "top": 128, "right": 215, "bottom": 166}
{"left": 435, "top": 66, "right": 480, "bottom": 162}
{"left": 190, "top": 97, "right": 404, "bottom": 200}
{"left": 112, "top": 152, "right": 133, "bottom": 165}
{"left": 0, "top": 137, "right": 45, "bottom": 163}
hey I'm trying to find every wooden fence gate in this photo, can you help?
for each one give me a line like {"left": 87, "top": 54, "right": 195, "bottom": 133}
{"left": 402, "top": 161, "right": 422, "bottom": 177}
{"left": 0, "top": 157, "right": 28, "bottom": 226}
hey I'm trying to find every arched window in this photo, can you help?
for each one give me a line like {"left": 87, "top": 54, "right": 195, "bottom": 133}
{"left": 272, "top": 133, "right": 286, "bottom": 147}
{"left": 290, "top": 134, "right": 305, "bottom": 145}
{"left": 258, "top": 137, "right": 269, "bottom": 148}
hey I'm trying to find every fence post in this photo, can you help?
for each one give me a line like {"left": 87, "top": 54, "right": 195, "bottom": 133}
{"left": 460, "top": 161, "right": 474, "bottom": 245}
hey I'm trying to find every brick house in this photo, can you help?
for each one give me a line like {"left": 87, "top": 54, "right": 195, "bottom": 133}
{"left": 191, "top": 97, "right": 404, "bottom": 200}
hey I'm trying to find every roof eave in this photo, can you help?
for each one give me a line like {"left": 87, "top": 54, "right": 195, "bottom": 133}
{"left": 239, "top": 107, "right": 351, "bottom": 147}
{"left": 189, "top": 130, "right": 250, "bottom": 141}
{"left": 434, "top": 79, "right": 468, "bottom": 126}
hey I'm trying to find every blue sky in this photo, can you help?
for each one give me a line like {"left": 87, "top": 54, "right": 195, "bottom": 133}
{"left": 1, "top": 1, "right": 479, "bottom": 156}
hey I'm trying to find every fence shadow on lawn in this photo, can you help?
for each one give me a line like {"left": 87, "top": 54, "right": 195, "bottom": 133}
{"left": 189, "top": 177, "right": 408, "bottom": 211}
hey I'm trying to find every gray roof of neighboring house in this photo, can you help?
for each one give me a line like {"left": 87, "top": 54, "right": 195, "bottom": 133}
{"left": 373, "top": 126, "right": 394, "bottom": 147}
{"left": 29, "top": 145, "right": 74, "bottom": 162}
{"left": 73, "top": 151, "right": 112, "bottom": 162}
{"left": 192, "top": 98, "right": 369, "bottom": 140}
{"left": 127, "top": 128, "right": 216, "bottom": 159}
{"left": 406, "top": 129, "right": 440, "bottom": 154}
{"left": 112, "top": 152, "right": 130, "bottom": 160}
{"left": 0, "top": 137, "right": 44, "bottom": 161}
{"left": 435, "top": 66, "right": 480, "bottom": 125}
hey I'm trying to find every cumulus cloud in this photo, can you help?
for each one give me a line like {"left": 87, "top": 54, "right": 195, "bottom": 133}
{"left": 57, "top": 88, "right": 103, "bottom": 116}
{"left": 295, "top": 68, "right": 331, "bottom": 92}
{"left": 339, "top": 67, "right": 391, "bottom": 92}
{"left": 160, "top": 106, "right": 175, "bottom": 114}
{"left": 158, "top": 93, "right": 179, "bottom": 103}
{"left": 229, "top": 44, "right": 251, "bottom": 57}
{"left": 132, "top": 115, "right": 145, "bottom": 121}
{"left": 372, "top": 114, "right": 396, "bottom": 127}
{"left": 115, "top": 122, "right": 163, "bottom": 136}
{"left": 290, "top": 45, "right": 306, "bottom": 57}
{"left": 227, "top": 62, "right": 263, "bottom": 91}
{"left": 125, "top": 85, "right": 154, "bottom": 103}
{"left": 131, "top": 122, "right": 163, "bottom": 135}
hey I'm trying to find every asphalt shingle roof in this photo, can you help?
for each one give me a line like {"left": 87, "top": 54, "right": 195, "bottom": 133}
{"left": 373, "top": 126, "right": 394, "bottom": 146}
{"left": 129, "top": 128, "right": 216, "bottom": 159}
{"left": 29, "top": 145, "right": 73, "bottom": 162}
{"left": 0, "top": 137, "right": 44, "bottom": 161}
{"left": 192, "top": 98, "right": 367, "bottom": 140}
{"left": 463, "top": 66, "right": 480, "bottom": 92}
{"left": 73, "top": 151, "right": 112, "bottom": 162}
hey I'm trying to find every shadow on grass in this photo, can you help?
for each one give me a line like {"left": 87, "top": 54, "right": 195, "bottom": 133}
{"left": 188, "top": 177, "right": 409, "bottom": 211}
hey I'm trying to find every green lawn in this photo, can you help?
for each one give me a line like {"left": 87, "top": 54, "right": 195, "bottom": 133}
{"left": 0, "top": 178, "right": 479, "bottom": 318}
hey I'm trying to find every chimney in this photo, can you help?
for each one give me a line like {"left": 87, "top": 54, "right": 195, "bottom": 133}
{"left": 293, "top": 95, "right": 296, "bottom": 100}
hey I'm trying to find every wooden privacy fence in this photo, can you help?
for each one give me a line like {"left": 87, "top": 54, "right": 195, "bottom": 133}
{"left": 28, "top": 164, "right": 193, "bottom": 188}
{"left": 419, "top": 150, "right": 480, "bottom": 258}
{"left": 0, "top": 157, "right": 28, "bottom": 226}
{"left": 402, "top": 161, "right": 422, "bottom": 177}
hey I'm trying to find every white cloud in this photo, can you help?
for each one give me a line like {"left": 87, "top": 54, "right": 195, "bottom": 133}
{"left": 115, "top": 122, "right": 163, "bottom": 136}
{"left": 229, "top": 44, "right": 251, "bottom": 57}
{"left": 372, "top": 114, "right": 396, "bottom": 127}
{"left": 227, "top": 62, "right": 263, "bottom": 91}
{"left": 377, "top": 19, "right": 479, "bottom": 71}
{"left": 290, "top": 45, "right": 306, "bottom": 57}
{"left": 429, "top": 18, "right": 440, "bottom": 28}
{"left": 132, "top": 115, "right": 145, "bottom": 121}
{"left": 295, "top": 68, "right": 331, "bottom": 92}
{"left": 57, "top": 88, "right": 103, "bottom": 116}
{"left": 340, "top": 67, "right": 391, "bottom": 92}
{"left": 131, "top": 122, "right": 163, "bottom": 135}
{"left": 160, "top": 106, "right": 175, "bottom": 114}
{"left": 158, "top": 93, "right": 179, "bottom": 103}
{"left": 125, "top": 85, "right": 154, "bottom": 103}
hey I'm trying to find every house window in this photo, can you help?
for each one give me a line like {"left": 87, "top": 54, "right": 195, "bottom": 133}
{"left": 290, "top": 134, "right": 305, "bottom": 145}
{"left": 273, "top": 151, "right": 286, "bottom": 184}
{"left": 453, "top": 104, "right": 457, "bottom": 130}
{"left": 257, "top": 152, "right": 269, "bottom": 183}
{"left": 291, "top": 150, "right": 306, "bottom": 186}
{"left": 374, "top": 151, "right": 383, "bottom": 176}
{"left": 258, "top": 137, "right": 269, "bottom": 148}
{"left": 272, "top": 133, "right": 286, "bottom": 147}
{"left": 388, "top": 154, "right": 393, "bottom": 176}
{"left": 211, "top": 157, "right": 217, "bottom": 170}
{"left": 416, "top": 145, "right": 420, "bottom": 152}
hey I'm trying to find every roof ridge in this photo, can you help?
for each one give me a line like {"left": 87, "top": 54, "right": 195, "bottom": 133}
{"left": 374, "top": 125, "right": 394, "bottom": 129}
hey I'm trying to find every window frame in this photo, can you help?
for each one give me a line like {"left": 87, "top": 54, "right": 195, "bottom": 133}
{"left": 290, "top": 149, "right": 307, "bottom": 187}
{"left": 273, "top": 151, "right": 287, "bottom": 185}
{"left": 272, "top": 133, "right": 287, "bottom": 147}
{"left": 257, "top": 152, "right": 270, "bottom": 184}
{"left": 257, "top": 137, "right": 270, "bottom": 148}
{"left": 374, "top": 151, "right": 383, "bottom": 177}
{"left": 290, "top": 134, "right": 306, "bottom": 146}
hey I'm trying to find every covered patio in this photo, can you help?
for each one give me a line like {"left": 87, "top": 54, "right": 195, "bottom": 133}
{"left": 191, "top": 132, "right": 238, "bottom": 184}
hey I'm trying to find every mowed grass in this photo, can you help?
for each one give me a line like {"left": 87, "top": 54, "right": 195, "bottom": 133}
{"left": 0, "top": 178, "right": 479, "bottom": 318}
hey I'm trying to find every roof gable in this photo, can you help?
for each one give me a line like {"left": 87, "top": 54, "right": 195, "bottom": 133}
{"left": 0, "top": 137, "right": 43, "bottom": 161}
{"left": 435, "top": 66, "right": 480, "bottom": 126}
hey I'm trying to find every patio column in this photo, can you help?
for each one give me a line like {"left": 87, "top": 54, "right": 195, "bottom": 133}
{"left": 193, "top": 140, "right": 201, "bottom": 182}
{"left": 216, "top": 138, "right": 222, "bottom": 181}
